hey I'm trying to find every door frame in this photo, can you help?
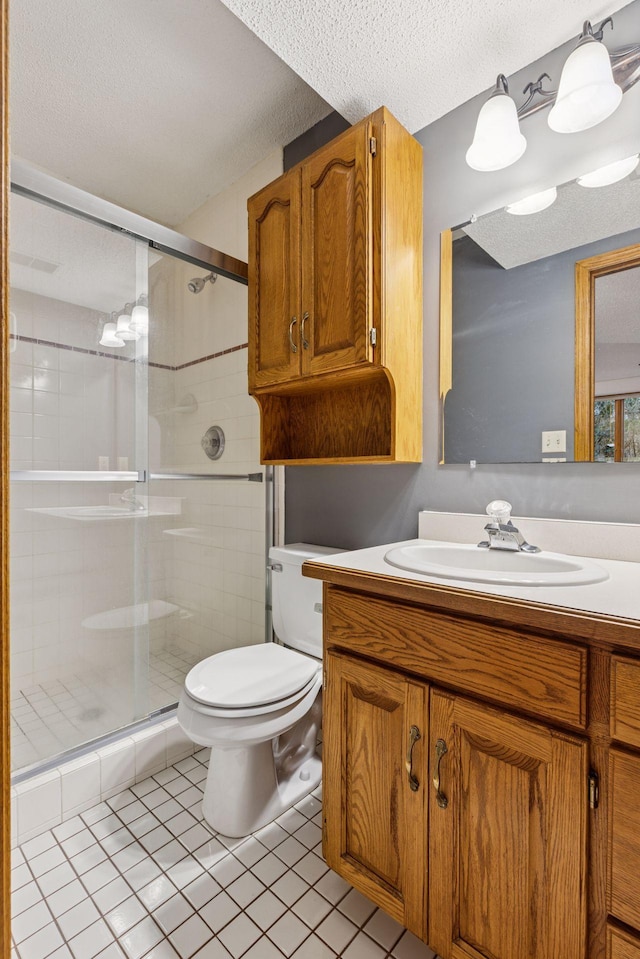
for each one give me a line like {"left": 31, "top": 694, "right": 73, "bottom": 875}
{"left": 574, "top": 242, "right": 640, "bottom": 461}
{"left": 2, "top": 0, "right": 11, "bottom": 954}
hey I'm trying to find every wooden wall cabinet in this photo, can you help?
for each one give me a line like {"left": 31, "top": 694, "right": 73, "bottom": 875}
{"left": 305, "top": 565, "right": 640, "bottom": 959}
{"left": 247, "top": 107, "right": 423, "bottom": 464}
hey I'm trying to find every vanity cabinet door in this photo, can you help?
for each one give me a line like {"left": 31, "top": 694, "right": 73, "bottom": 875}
{"left": 609, "top": 748, "right": 640, "bottom": 931}
{"left": 323, "top": 651, "right": 428, "bottom": 938}
{"left": 429, "top": 690, "right": 588, "bottom": 959}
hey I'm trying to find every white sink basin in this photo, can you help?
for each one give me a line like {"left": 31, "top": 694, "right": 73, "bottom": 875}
{"left": 384, "top": 542, "right": 609, "bottom": 587}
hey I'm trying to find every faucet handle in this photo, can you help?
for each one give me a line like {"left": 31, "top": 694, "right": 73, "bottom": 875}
{"left": 486, "top": 500, "right": 512, "bottom": 527}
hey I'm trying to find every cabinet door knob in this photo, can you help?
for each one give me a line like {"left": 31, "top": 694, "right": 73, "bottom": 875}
{"left": 433, "top": 738, "right": 449, "bottom": 809}
{"left": 301, "top": 311, "right": 310, "bottom": 350}
{"left": 405, "top": 724, "right": 421, "bottom": 792}
{"left": 289, "top": 316, "right": 298, "bottom": 354}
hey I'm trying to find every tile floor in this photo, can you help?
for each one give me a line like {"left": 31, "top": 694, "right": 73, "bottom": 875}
{"left": 11, "top": 645, "right": 200, "bottom": 772}
{"left": 11, "top": 749, "right": 439, "bottom": 959}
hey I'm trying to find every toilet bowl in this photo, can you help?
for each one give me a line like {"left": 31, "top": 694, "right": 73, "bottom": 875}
{"left": 178, "top": 543, "right": 341, "bottom": 837}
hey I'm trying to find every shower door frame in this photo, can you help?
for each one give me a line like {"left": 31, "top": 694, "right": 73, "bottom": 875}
{"left": 1, "top": 0, "right": 10, "bottom": 954}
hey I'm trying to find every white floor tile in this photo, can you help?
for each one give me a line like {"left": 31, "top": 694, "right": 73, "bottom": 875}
{"left": 13, "top": 750, "right": 444, "bottom": 959}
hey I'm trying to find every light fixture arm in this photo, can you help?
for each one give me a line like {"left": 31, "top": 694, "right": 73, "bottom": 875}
{"left": 589, "top": 17, "right": 613, "bottom": 43}
{"left": 518, "top": 73, "right": 557, "bottom": 118}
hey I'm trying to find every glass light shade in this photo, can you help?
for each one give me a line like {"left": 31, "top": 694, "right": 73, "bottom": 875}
{"left": 577, "top": 154, "right": 639, "bottom": 187}
{"left": 116, "top": 313, "right": 140, "bottom": 341}
{"left": 130, "top": 302, "right": 149, "bottom": 334}
{"left": 548, "top": 37, "right": 622, "bottom": 133}
{"left": 506, "top": 186, "right": 558, "bottom": 215}
{"left": 466, "top": 91, "right": 527, "bottom": 172}
{"left": 99, "top": 322, "right": 125, "bottom": 348}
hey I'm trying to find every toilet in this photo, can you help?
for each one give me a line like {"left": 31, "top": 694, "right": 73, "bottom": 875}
{"left": 177, "top": 543, "right": 341, "bottom": 837}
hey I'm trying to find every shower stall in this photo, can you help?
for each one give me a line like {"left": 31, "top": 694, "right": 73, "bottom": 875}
{"left": 9, "top": 163, "right": 270, "bottom": 778}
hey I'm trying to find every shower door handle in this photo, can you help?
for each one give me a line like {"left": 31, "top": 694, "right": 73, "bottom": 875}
{"left": 289, "top": 316, "right": 298, "bottom": 353}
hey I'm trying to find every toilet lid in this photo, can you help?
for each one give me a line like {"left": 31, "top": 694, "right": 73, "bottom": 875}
{"left": 185, "top": 643, "right": 319, "bottom": 708}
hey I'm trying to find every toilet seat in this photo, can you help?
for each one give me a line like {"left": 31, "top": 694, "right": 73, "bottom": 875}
{"left": 184, "top": 643, "right": 319, "bottom": 710}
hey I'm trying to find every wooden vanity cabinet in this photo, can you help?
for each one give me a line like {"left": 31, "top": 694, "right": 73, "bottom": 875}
{"left": 247, "top": 106, "right": 423, "bottom": 465}
{"left": 318, "top": 579, "right": 603, "bottom": 959}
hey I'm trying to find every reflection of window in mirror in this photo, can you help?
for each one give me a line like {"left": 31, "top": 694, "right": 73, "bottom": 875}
{"left": 594, "top": 265, "right": 640, "bottom": 462}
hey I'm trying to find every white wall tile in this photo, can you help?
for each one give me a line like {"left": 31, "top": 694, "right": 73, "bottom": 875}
{"left": 99, "top": 738, "right": 136, "bottom": 796}
{"left": 61, "top": 754, "right": 102, "bottom": 816}
{"left": 134, "top": 726, "right": 167, "bottom": 782}
{"left": 15, "top": 770, "right": 62, "bottom": 844}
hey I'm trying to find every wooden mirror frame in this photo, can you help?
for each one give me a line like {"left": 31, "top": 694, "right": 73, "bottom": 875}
{"left": 574, "top": 242, "right": 640, "bottom": 462}
{"left": 1, "top": 0, "right": 10, "bottom": 952}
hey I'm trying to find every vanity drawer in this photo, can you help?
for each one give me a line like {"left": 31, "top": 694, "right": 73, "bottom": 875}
{"left": 324, "top": 587, "right": 587, "bottom": 728}
{"left": 608, "top": 926, "right": 640, "bottom": 959}
{"left": 611, "top": 656, "right": 640, "bottom": 748}
{"left": 609, "top": 749, "right": 640, "bottom": 930}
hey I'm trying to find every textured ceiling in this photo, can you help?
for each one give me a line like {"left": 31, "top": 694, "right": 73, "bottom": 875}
{"left": 10, "top": 0, "right": 330, "bottom": 226}
{"left": 218, "top": 0, "right": 629, "bottom": 133}
{"left": 10, "top": 0, "right": 634, "bottom": 228}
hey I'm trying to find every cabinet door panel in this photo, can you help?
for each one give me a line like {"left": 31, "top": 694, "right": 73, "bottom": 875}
{"left": 301, "top": 124, "right": 372, "bottom": 376}
{"left": 609, "top": 749, "right": 640, "bottom": 929}
{"left": 608, "top": 925, "right": 640, "bottom": 959}
{"left": 429, "top": 690, "right": 588, "bottom": 959}
{"left": 323, "top": 651, "right": 428, "bottom": 938}
{"left": 248, "top": 170, "right": 300, "bottom": 388}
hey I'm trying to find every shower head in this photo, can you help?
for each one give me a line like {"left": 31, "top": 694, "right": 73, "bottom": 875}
{"left": 188, "top": 272, "right": 218, "bottom": 294}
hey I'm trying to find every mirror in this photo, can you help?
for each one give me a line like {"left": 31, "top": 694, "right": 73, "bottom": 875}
{"left": 440, "top": 169, "right": 640, "bottom": 464}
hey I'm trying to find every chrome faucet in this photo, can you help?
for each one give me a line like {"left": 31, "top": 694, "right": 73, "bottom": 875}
{"left": 478, "top": 500, "right": 540, "bottom": 553}
{"left": 120, "top": 487, "right": 146, "bottom": 511}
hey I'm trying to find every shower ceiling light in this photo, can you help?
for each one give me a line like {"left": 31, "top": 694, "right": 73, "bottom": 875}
{"left": 465, "top": 17, "right": 639, "bottom": 172}
{"left": 505, "top": 186, "right": 558, "bottom": 215}
{"left": 577, "top": 154, "right": 640, "bottom": 187}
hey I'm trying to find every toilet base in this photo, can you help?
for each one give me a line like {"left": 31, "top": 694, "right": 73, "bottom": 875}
{"left": 202, "top": 741, "right": 322, "bottom": 837}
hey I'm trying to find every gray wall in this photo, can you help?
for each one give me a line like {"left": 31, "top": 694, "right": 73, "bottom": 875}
{"left": 285, "top": 0, "right": 640, "bottom": 550}
{"left": 446, "top": 226, "right": 640, "bottom": 464}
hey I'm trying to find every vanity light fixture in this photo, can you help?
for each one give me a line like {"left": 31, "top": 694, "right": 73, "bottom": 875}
{"left": 465, "top": 75, "right": 527, "bottom": 172}
{"left": 129, "top": 294, "right": 149, "bottom": 335}
{"left": 576, "top": 153, "right": 640, "bottom": 187}
{"left": 505, "top": 186, "right": 557, "bottom": 215}
{"left": 548, "top": 20, "right": 622, "bottom": 133}
{"left": 466, "top": 16, "right": 640, "bottom": 172}
{"left": 99, "top": 314, "right": 125, "bottom": 348}
{"left": 116, "top": 303, "right": 140, "bottom": 342}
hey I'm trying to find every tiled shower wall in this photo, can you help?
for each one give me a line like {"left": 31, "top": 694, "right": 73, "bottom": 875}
{"left": 145, "top": 150, "right": 284, "bottom": 666}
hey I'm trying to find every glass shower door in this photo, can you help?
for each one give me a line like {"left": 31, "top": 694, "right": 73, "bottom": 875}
{"left": 9, "top": 191, "right": 150, "bottom": 773}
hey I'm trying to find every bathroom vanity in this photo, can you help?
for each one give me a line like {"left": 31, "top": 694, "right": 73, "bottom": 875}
{"left": 303, "top": 516, "right": 640, "bottom": 959}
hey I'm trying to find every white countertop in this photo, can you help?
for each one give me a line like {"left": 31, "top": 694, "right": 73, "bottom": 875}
{"left": 305, "top": 538, "right": 640, "bottom": 623}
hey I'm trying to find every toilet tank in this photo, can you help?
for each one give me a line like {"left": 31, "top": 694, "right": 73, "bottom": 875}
{"left": 269, "top": 543, "right": 344, "bottom": 658}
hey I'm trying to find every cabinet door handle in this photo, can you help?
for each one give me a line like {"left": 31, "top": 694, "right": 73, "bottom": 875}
{"left": 433, "top": 738, "right": 449, "bottom": 809}
{"left": 288, "top": 316, "right": 298, "bottom": 354}
{"left": 301, "top": 311, "right": 310, "bottom": 350}
{"left": 405, "top": 724, "right": 421, "bottom": 792}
